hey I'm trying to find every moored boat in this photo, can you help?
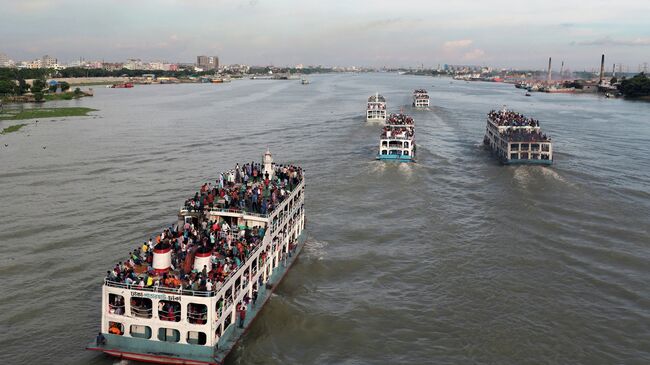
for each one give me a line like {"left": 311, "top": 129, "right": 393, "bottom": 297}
{"left": 377, "top": 113, "right": 416, "bottom": 162}
{"left": 111, "top": 82, "right": 134, "bottom": 88}
{"left": 366, "top": 92, "right": 387, "bottom": 123}
{"left": 483, "top": 108, "right": 553, "bottom": 165}
{"left": 87, "top": 150, "right": 306, "bottom": 365}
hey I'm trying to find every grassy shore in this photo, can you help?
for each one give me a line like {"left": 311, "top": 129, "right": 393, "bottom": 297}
{"left": 1, "top": 123, "right": 27, "bottom": 134}
{"left": 0, "top": 107, "right": 97, "bottom": 121}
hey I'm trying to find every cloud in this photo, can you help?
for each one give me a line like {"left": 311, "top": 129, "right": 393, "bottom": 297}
{"left": 571, "top": 36, "right": 650, "bottom": 46}
{"left": 462, "top": 49, "right": 486, "bottom": 61}
{"left": 443, "top": 39, "right": 473, "bottom": 49}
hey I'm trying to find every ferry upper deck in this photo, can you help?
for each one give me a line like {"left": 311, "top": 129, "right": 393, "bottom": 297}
{"left": 102, "top": 159, "right": 304, "bottom": 297}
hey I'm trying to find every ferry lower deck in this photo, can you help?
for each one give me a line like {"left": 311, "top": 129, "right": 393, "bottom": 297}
{"left": 87, "top": 233, "right": 307, "bottom": 365}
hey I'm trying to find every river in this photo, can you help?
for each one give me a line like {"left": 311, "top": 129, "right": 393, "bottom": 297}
{"left": 0, "top": 73, "right": 648, "bottom": 364}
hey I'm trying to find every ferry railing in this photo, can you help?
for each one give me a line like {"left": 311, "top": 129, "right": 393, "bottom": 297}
{"left": 158, "top": 308, "right": 182, "bottom": 322}
{"left": 108, "top": 303, "right": 125, "bottom": 315}
{"left": 131, "top": 306, "right": 152, "bottom": 318}
{"left": 187, "top": 311, "right": 208, "bottom": 324}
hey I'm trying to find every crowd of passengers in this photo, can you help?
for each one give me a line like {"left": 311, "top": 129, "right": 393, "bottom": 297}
{"left": 368, "top": 95, "right": 386, "bottom": 102}
{"left": 183, "top": 163, "right": 303, "bottom": 216}
{"left": 105, "top": 221, "right": 268, "bottom": 294}
{"left": 500, "top": 129, "right": 550, "bottom": 142}
{"left": 387, "top": 113, "right": 414, "bottom": 125}
{"left": 488, "top": 109, "right": 540, "bottom": 128}
{"left": 414, "top": 89, "right": 428, "bottom": 94}
{"left": 104, "top": 163, "right": 302, "bottom": 293}
{"left": 367, "top": 103, "right": 386, "bottom": 110}
{"left": 382, "top": 126, "right": 414, "bottom": 139}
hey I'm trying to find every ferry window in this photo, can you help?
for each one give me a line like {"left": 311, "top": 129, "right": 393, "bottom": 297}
{"left": 404, "top": 142, "right": 409, "bottom": 148}
{"left": 108, "top": 294, "right": 125, "bottom": 315}
{"left": 521, "top": 152, "right": 529, "bottom": 159}
{"left": 158, "top": 300, "right": 181, "bottom": 322}
{"left": 188, "top": 303, "right": 208, "bottom": 324}
{"left": 187, "top": 331, "right": 207, "bottom": 345}
{"left": 511, "top": 144, "right": 519, "bottom": 151}
{"left": 510, "top": 153, "right": 518, "bottom": 160}
{"left": 129, "top": 325, "right": 151, "bottom": 339}
{"left": 157, "top": 328, "right": 180, "bottom": 342}
{"left": 108, "top": 321, "right": 124, "bottom": 336}
{"left": 532, "top": 154, "right": 540, "bottom": 160}
{"left": 130, "top": 297, "right": 152, "bottom": 319}
{"left": 521, "top": 143, "right": 529, "bottom": 150}
{"left": 404, "top": 151, "right": 409, "bottom": 156}
{"left": 381, "top": 150, "right": 387, "bottom": 155}
{"left": 542, "top": 144, "right": 550, "bottom": 152}
{"left": 216, "top": 297, "right": 224, "bottom": 318}
{"left": 381, "top": 141, "right": 387, "bottom": 146}
{"left": 531, "top": 144, "right": 540, "bottom": 151}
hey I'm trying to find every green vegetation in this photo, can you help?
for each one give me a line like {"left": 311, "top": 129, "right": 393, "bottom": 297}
{"left": 1, "top": 123, "right": 27, "bottom": 134}
{"left": 0, "top": 107, "right": 96, "bottom": 121}
{"left": 619, "top": 73, "right": 650, "bottom": 98}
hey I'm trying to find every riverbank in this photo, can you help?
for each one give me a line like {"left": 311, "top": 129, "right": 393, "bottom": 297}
{"left": 0, "top": 123, "right": 27, "bottom": 134}
{"left": 0, "top": 107, "right": 97, "bottom": 121}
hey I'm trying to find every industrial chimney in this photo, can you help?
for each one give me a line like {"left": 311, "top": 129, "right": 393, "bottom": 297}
{"left": 599, "top": 54, "right": 605, "bottom": 84}
{"left": 547, "top": 57, "right": 552, "bottom": 84}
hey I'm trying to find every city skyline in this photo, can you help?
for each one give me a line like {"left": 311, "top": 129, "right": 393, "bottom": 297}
{"left": 1, "top": 0, "right": 649, "bottom": 69}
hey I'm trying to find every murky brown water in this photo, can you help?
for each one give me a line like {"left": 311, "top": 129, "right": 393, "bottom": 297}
{"left": 1, "top": 73, "right": 649, "bottom": 364}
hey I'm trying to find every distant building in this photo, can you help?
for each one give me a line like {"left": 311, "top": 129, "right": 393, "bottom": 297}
{"left": 103, "top": 62, "right": 125, "bottom": 71}
{"left": 197, "top": 55, "right": 219, "bottom": 70}
{"left": 0, "top": 53, "right": 14, "bottom": 67}
{"left": 42, "top": 55, "right": 57, "bottom": 68}
{"left": 124, "top": 58, "right": 143, "bottom": 70}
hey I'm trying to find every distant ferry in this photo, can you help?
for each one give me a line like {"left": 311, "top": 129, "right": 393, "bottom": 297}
{"left": 87, "top": 150, "right": 306, "bottom": 365}
{"left": 412, "top": 89, "right": 429, "bottom": 108}
{"left": 377, "top": 113, "right": 416, "bottom": 162}
{"left": 483, "top": 108, "right": 553, "bottom": 165}
{"left": 366, "top": 92, "right": 387, "bottom": 123}
{"left": 301, "top": 78, "right": 310, "bottom": 85}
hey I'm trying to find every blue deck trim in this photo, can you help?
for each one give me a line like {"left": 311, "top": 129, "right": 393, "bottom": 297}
{"left": 376, "top": 154, "right": 415, "bottom": 163}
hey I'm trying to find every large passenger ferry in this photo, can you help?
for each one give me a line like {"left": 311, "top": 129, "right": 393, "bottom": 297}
{"left": 412, "top": 89, "right": 429, "bottom": 108}
{"left": 366, "top": 92, "right": 387, "bottom": 123}
{"left": 483, "top": 108, "right": 553, "bottom": 165}
{"left": 87, "top": 150, "right": 306, "bottom": 365}
{"left": 377, "top": 113, "right": 416, "bottom": 162}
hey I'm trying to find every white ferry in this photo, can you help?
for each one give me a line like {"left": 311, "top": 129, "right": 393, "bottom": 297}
{"left": 366, "top": 92, "right": 387, "bottom": 123}
{"left": 377, "top": 113, "right": 416, "bottom": 162}
{"left": 412, "top": 89, "right": 429, "bottom": 108}
{"left": 483, "top": 108, "right": 553, "bottom": 165}
{"left": 87, "top": 150, "right": 306, "bottom": 365}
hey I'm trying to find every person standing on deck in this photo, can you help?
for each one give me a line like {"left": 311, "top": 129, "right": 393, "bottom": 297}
{"left": 238, "top": 304, "right": 246, "bottom": 328}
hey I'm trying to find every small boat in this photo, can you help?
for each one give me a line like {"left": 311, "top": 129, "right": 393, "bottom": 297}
{"left": 110, "top": 83, "right": 134, "bottom": 89}
{"left": 301, "top": 78, "right": 310, "bottom": 85}
{"left": 525, "top": 92, "right": 531, "bottom": 97}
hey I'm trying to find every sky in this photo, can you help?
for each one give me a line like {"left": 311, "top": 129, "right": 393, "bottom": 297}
{"left": 1, "top": 0, "right": 649, "bottom": 70}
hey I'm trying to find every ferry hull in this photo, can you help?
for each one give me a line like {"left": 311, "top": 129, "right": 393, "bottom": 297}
{"left": 376, "top": 154, "right": 415, "bottom": 163}
{"left": 503, "top": 158, "right": 553, "bottom": 166}
{"left": 88, "top": 232, "right": 308, "bottom": 365}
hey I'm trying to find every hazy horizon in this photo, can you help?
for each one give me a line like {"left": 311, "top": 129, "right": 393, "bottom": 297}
{"left": 1, "top": 0, "right": 649, "bottom": 70}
